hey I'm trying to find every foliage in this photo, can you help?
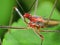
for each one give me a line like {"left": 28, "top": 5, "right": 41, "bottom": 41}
{"left": 0, "top": 0, "right": 16, "bottom": 39}
{"left": 0, "top": 0, "right": 60, "bottom": 45}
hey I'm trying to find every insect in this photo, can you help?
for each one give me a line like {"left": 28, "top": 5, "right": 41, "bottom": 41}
{"left": 0, "top": 0, "right": 60, "bottom": 45}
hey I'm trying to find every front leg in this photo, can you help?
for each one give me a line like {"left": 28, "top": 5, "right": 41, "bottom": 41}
{"left": 33, "top": 28, "right": 44, "bottom": 45}
{"left": 41, "top": 30, "right": 60, "bottom": 32}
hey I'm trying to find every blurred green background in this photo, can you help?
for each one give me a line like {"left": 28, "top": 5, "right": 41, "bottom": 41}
{"left": 0, "top": 0, "right": 60, "bottom": 45}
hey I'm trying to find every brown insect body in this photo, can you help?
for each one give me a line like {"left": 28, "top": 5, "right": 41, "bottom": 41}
{"left": 44, "top": 19, "right": 60, "bottom": 26}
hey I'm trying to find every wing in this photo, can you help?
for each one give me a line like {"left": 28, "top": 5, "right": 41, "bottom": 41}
{"left": 44, "top": 19, "right": 60, "bottom": 26}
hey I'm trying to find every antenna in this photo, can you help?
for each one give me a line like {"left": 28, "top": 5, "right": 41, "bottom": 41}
{"left": 47, "top": 0, "right": 57, "bottom": 25}
{"left": 14, "top": 7, "right": 24, "bottom": 20}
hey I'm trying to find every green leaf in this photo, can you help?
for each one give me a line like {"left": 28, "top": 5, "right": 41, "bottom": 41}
{"left": 0, "top": 0, "right": 16, "bottom": 38}
{"left": 2, "top": 19, "right": 41, "bottom": 45}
